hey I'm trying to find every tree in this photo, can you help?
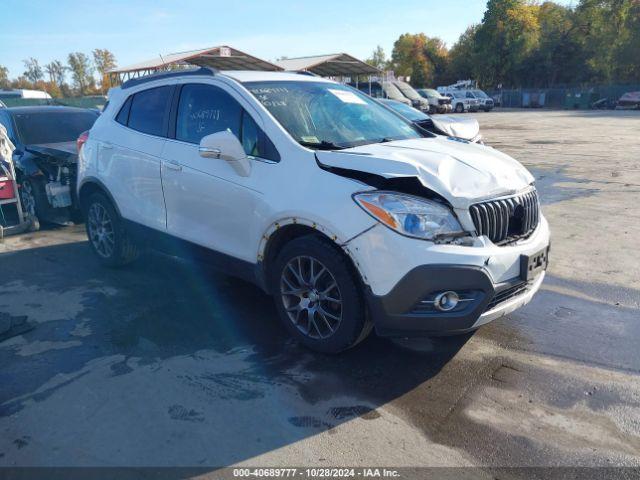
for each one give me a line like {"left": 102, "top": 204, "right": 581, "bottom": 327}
{"left": 391, "top": 34, "right": 432, "bottom": 86}
{"left": 0, "top": 65, "right": 9, "bottom": 89}
{"left": 575, "top": 0, "right": 639, "bottom": 83}
{"left": 67, "top": 52, "right": 94, "bottom": 95}
{"left": 366, "top": 45, "right": 388, "bottom": 71}
{"left": 446, "top": 25, "right": 480, "bottom": 83}
{"left": 45, "top": 60, "right": 66, "bottom": 86}
{"left": 422, "top": 37, "right": 450, "bottom": 85}
{"left": 474, "top": 0, "right": 541, "bottom": 87}
{"left": 23, "top": 57, "right": 44, "bottom": 83}
{"left": 93, "top": 48, "right": 117, "bottom": 93}
{"left": 614, "top": 0, "right": 640, "bottom": 82}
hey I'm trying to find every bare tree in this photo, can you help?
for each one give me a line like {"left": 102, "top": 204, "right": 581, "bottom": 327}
{"left": 23, "top": 57, "right": 44, "bottom": 83}
{"left": 45, "top": 60, "right": 67, "bottom": 87}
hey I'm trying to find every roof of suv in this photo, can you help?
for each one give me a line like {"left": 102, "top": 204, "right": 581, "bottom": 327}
{"left": 222, "top": 70, "right": 334, "bottom": 83}
{"left": 120, "top": 68, "right": 337, "bottom": 91}
{"left": 4, "top": 106, "right": 97, "bottom": 115}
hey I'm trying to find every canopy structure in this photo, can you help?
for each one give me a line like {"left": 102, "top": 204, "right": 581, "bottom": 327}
{"left": 108, "top": 46, "right": 283, "bottom": 84}
{"left": 276, "top": 53, "right": 380, "bottom": 77}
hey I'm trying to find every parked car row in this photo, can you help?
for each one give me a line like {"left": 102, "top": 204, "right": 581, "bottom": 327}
{"left": 71, "top": 67, "right": 548, "bottom": 353}
{"left": 379, "top": 99, "right": 483, "bottom": 143}
{"left": 350, "top": 81, "right": 456, "bottom": 114}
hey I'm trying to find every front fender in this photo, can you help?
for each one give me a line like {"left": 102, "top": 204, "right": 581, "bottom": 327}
{"left": 15, "top": 153, "right": 41, "bottom": 177}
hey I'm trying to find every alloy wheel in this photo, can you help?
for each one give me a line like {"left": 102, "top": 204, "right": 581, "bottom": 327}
{"left": 87, "top": 203, "right": 115, "bottom": 258}
{"left": 280, "top": 256, "right": 343, "bottom": 339}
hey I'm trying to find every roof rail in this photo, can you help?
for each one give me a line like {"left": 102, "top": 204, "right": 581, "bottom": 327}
{"left": 121, "top": 67, "right": 217, "bottom": 89}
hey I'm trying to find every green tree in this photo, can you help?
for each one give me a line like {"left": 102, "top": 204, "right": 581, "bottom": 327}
{"left": 93, "top": 48, "right": 117, "bottom": 93}
{"left": 576, "top": 0, "right": 638, "bottom": 83}
{"left": 23, "top": 57, "right": 44, "bottom": 83}
{"left": 446, "top": 25, "right": 480, "bottom": 83}
{"left": 366, "top": 45, "right": 388, "bottom": 71}
{"left": 67, "top": 52, "right": 94, "bottom": 95}
{"left": 391, "top": 33, "right": 446, "bottom": 87}
{"left": 422, "top": 37, "right": 450, "bottom": 85}
{"left": 0, "top": 65, "right": 9, "bottom": 89}
{"left": 614, "top": 0, "right": 640, "bottom": 82}
{"left": 474, "top": 0, "right": 541, "bottom": 87}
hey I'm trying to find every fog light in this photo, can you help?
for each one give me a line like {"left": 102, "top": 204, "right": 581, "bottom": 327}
{"left": 434, "top": 291, "right": 459, "bottom": 311}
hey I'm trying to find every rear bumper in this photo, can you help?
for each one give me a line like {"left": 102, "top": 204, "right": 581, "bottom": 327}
{"left": 366, "top": 265, "right": 545, "bottom": 337}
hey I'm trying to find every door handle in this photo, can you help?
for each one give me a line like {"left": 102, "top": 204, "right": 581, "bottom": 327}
{"left": 199, "top": 146, "right": 221, "bottom": 158}
{"left": 164, "top": 161, "right": 182, "bottom": 172}
{"left": 101, "top": 142, "right": 113, "bottom": 150}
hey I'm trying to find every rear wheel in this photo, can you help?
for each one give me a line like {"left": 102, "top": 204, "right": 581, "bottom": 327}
{"left": 19, "top": 177, "right": 45, "bottom": 231}
{"left": 85, "top": 193, "right": 138, "bottom": 267}
{"left": 272, "top": 235, "right": 372, "bottom": 353}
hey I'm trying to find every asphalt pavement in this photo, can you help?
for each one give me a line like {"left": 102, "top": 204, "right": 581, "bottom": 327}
{"left": 0, "top": 109, "right": 639, "bottom": 475}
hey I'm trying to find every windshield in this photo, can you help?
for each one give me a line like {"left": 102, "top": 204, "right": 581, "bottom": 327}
{"left": 382, "top": 82, "right": 407, "bottom": 102}
{"left": 473, "top": 90, "right": 489, "bottom": 98}
{"left": 382, "top": 100, "right": 429, "bottom": 122}
{"left": 421, "top": 89, "right": 439, "bottom": 98}
{"left": 14, "top": 110, "right": 98, "bottom": 144}
{"left": 245, "top": 81, "right": 421, "bottom": 149}
{"left": 394, "top": 82, "right": 421, "bottom": 100}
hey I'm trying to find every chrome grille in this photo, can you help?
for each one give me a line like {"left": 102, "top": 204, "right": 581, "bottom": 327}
{"left": 469, "top": 189, "right": 540, "bottom": 245}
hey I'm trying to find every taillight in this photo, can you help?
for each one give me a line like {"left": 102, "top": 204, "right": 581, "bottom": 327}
{"left": 77, "top": 130, "right": 90, "bottom": 153}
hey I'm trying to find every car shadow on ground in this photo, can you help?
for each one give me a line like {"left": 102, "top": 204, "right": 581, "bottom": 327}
{"left": 0, "top": 240, "right": 471, "bottom": 466}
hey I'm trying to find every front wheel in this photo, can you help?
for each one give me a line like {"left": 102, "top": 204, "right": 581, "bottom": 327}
{"left": 272, "top": 235, "right": 372, "bottom": 353}
{"left": 455, "top": 103, "right": 464, "bottom": 113}
{"left": 85, "top": 193, "right": 138, "bottom": 267}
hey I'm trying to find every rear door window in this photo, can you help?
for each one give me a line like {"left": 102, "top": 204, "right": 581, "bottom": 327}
{"left": 127, "top": 86, "right": 173, "bottom": 137}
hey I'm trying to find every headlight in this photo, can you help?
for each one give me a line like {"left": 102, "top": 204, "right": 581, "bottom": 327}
{"left": 353, "top": 191, "right": 465, "bottom": 240}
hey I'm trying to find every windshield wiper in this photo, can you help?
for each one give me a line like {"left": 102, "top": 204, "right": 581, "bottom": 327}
{"left": 299, "top": 140, "right": 347, "bottom": 150}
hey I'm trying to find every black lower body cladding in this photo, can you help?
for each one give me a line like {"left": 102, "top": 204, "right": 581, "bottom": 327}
{"left": 366, "top": 264, "right": 522, "bottom": 337}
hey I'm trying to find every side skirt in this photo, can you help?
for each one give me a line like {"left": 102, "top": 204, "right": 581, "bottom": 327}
{"left": 123, "top": 220, "right": 267, "bottom": 291}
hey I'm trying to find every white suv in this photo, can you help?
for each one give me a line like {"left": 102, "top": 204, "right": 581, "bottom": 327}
{"left": 77, "top": 68, "right": 549, "bottom": 353}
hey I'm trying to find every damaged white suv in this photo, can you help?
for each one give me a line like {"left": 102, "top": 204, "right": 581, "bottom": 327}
{"left": 78, "top": 68, "right": 549, "bottom": 353}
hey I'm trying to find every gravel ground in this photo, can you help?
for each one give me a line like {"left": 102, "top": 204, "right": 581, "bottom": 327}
{"left": 0, "top": 109, "right": 639, "bottom": 476}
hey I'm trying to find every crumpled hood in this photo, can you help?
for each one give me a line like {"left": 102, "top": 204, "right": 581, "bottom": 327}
{"left": 430, "top": 115, "right": 480, "bottom": 141}
{"left": 316, "top": 137, "right": 534, "bottom": 208}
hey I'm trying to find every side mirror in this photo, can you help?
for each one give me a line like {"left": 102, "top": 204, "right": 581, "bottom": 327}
{"left": 199, "top": 131, "right": 251, "bottom": 177}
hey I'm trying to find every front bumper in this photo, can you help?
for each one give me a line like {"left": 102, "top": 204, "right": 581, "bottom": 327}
{"left": 365, "top": 265, "right": 545, "bottom": 337}
{"left": 347, "top": 215, "right": 550, "bottom": 336}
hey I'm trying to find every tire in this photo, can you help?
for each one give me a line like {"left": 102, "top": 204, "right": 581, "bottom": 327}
{"left": 455, "top": 103, "right": 464, "bottom": 113}
{"left": 19, "top": 177, "right": 47, "bottom": 231}
{"left": 84, "top": 192, "right": 138, "bottom": 267}
{"left": 271, "top": 235, "right": 372, "bottom": 353}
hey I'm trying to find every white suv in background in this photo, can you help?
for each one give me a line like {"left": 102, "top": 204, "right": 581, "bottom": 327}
{"left": 444, "top": 91, "right": 480, "bottom": 113}
{"left": 77, "top": 68, "right": 549, "bottom": 353}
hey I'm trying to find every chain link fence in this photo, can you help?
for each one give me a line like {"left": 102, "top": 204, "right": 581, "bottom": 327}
{"left": 487, "top": 84, "right": 640, "bottom": 109}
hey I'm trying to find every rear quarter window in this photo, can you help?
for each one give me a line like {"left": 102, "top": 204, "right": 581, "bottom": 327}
{"left": 125, "top": 86, "right": 173, "bottom": 137}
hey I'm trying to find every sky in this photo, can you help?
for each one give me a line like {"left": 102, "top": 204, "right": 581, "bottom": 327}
{"left": 1, "top": 0, "right": 578, "bottom": 79}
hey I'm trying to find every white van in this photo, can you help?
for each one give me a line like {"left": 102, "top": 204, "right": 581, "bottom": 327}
{"left": 0, "top": 89, "right": 53, "bottom": 100}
